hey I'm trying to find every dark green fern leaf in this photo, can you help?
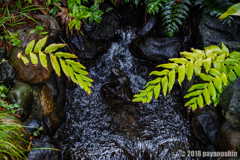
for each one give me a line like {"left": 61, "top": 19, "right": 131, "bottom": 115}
{"left": 146, "top": 0, "right": 167, "bottom": 15}
{"left": 161, "top": 0, "right": 190, "bottom": 37}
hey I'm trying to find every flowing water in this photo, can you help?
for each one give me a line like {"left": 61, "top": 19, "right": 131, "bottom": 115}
{"left": 55, "top": 28, "right": 196, "bottom": 159}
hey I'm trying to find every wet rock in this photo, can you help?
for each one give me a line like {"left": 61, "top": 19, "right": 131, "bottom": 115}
{"left": 33, "top": 14, "right": 60, "bottom": 39}
{"left": 191, "top": 106, "right": 221, "bottom": 146}
{"left": 8, "top": 48, "right": 53, "bottom": 84}
{"left": 129, "top": 36, "right": 182, "bottom": 63}
{"left": 32, "top": 83, "right": 65, "bottom": 135}
{"left": 6, "top": 79, "right": 33, "bottom": 121}
{"left": 40, "top": 85, "right": 54, "bottom": 116}
{"left": 9, "top": 14, "right": 59, "bottom": 48}
{"left": 139, "top": 15, "right": 157, "bottom": 36}
{"left": 68, "top": 32, "right": 107, "bottom": 59}
{"left": 101, "top": 67, "right": 133, "bottom": 101}
{"left": 0, "top": 47, "right": 15, "bottom": 84}
{"left": 202, "top": 145, "right": 218, "bottom": 160}
{"left": 219, "top": 78, "right": 240, "bottom": 131}
{"left": 82, "top": 4, "right": 120, "bottom": 41}
{"left": 25, "top": 118, "right": 42, "bottom": 133}
{"left": 43, "top": 111, "right": 61, "bottom": 135}
{"left": 27, "top": 135, "right": 60, "bottom": 160}
{"left": 0, "top": 61, "right": 15, "bottom": 84}
{"left": 197, "top": 14, "right": 240, "bottom": 51}
{"left": 217, "top": 121, "right": 240, "bottom": 151}
{"left": 45, "top": 70, "right": 67, "bottom": 106}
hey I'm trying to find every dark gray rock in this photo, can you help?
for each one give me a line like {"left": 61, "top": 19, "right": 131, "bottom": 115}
{"left": 25, "top": 118, "right": 42, "bottom": 133}
{"left": 27, "top": 135, "right": 60, "bottom": 160}
{"left": 68, "top": 32, "right": 107, "bottom": 59}
{"left": 101, "top": 67, "right": 133, "bottom": 101}
{"left": 191, "top": 106, "right": 221, "bottom": 146}
{"left": 33, "top": 14, "right": 60, "bottom": 39}
{"left": 197, "top": 14, "right": 240, "bottom": 51}
{"left": 129, "top": 36, "right": 182, "bottom": 63}
{"left": 82, "top": 4, "right": 120, "bottom": 41}
{"left": 217, "top": 121, "right": 240, "bottom": 151}
{"left": 0, "top": 47, "right": 15, "bottom": 84}
{"left": 0, "top": 61, "right": 15, "bottom": 84}
{"left": 139, "top": 15, "right": 157, "bottom": 36}
{"left": 6, "top": 79, "right": 33, "bottom": 121}
{"left": 219, "top": 78, "right": 240, "bottom": 131}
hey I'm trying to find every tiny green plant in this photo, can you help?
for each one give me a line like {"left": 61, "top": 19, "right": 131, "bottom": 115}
{"left": 0, "top": 83, "right": 20, "bottom": 114}
{"left": 18, "top": 36, "right": 94, "bottom": 95}
{"left": 33, "top": 127, "right": 42, "bottom": 137}
{"left": 29, "top": 25, "right": 48, "bottom": 36}
{"left": 133, "top": 43, "right": 240, "bottom": 112}
{"left": 68, "top": 3, "right": 104, "bottom": 31}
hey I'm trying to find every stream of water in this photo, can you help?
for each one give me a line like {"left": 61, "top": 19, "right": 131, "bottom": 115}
{"left": 55, "top": 28, "right": 195, "bottom": 159}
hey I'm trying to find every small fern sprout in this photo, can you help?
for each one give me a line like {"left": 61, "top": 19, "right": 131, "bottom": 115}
{"left": 19, "top": 36, "right": 94, "bottom": 96}
{"left": 133, "top": 43, "right": 240, "bottom": 112}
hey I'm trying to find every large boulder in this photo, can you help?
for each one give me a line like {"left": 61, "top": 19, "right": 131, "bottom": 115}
{"left": 129, "top": 36, "right": 182, "bottom": 63}
{"left": 191, "top": 106, "right": 221, "bottom": 146}
{"left": 219, "top": 78, "right": 240, "bottom": 131}
{"left": 216, "top": 121, "right": 240, "bottom": 151}
{"left": 8, "top": 48, "right": 53, "bottom": 85}
{"left": 197, "top": 14, "right": 240, "bottom": 51}
{"left": 6, "top": 79, "right": 33, "bottom": 121}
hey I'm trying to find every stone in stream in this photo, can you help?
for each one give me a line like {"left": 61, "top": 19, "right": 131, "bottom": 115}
{"left": 190, "top": 105, "right": 221, "bottom": 146}
{"left": 8, "top": 48, "right": 53, "bottom": 85}
{"left": 129, "top": 36, "right": 182, "bottom": 63}
{"left": 219, "top": 78, "right": 240, "bottom": 131}
{"left": 6, "top": 79, "right": 33, "bottom": 121}
{"left": 101, "top": 67, "right": 133, "bottom": 101}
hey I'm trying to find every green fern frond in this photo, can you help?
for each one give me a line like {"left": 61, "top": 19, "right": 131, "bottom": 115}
{"left": 133, "top": 43, "right": 240, "bottom": 112}
{"left": 160, "top": 0, "right": 190, "bottom": 37}
{"left": 21, "top": 36, "right": 94, "bottom": 96}
{"left": 145, "top": 0, "right": 166, "bottom": 15}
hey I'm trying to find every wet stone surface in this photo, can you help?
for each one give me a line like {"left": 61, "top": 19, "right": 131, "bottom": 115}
{"left": 55, "top": 29, "right": 196, "bottom": 159}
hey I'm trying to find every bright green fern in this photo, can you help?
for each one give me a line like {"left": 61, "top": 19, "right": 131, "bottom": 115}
{"left": 133, "top": 43, "right": 240, "bottom": 111}
{"left": 19, "top": 36, "right": 94, "bottom": 96}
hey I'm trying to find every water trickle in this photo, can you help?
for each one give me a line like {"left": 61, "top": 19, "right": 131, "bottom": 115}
{"left": 55, "top": 28, "right": 193, "bottom": 159}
